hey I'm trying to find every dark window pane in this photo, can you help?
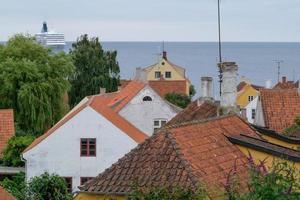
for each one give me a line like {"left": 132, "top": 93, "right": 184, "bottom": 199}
{"left": 154, "top": 120, "right": 159, "bottom": 126}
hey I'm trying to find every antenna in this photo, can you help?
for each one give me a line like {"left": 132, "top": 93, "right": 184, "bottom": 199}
{"left": 273, "top": 60, "right": 284, "bottom": 83}
{"left": 217, "top": 0, "right": 223, "bottom": 97}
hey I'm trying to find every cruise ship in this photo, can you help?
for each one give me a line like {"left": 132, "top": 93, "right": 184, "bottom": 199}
{"left": 35, "top": 22, "right": 66, "bottom": 52}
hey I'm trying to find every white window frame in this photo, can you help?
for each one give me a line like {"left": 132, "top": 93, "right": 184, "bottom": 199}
{"left": 165, "top": 71, "right": 172, "bottom": 78}
{"left": 248, "top": 96, "right": 254, "bottom": 102}
{"left": 155, "top": 71, "right": 161, "bottom": 79}
{"left": 153, "top": 119, "right": 167, "bottom": 132}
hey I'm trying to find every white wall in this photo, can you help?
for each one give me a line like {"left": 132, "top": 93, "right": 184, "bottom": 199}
{"left": 254, "top": 96, "right": 265, "bottom": 127}
{"left": 119, "top": 85, "right": 178, "bottom": 136}
{"left": 245, "top": 96, "right": 258, "bottom": 124}
{"left": 23, "top": 106, "right": 137, "bottom": 192}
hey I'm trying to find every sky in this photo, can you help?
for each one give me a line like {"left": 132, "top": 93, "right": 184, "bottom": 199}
{"left": 1, "top": 0, "right": 300, "bottom": 42}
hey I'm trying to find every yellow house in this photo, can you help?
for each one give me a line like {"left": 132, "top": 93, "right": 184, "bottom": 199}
{"left": 139, "top": 51, "right": 190, "bottom": 95}
{"left": 236, "top": 81, "right": 262, "bottom": 108}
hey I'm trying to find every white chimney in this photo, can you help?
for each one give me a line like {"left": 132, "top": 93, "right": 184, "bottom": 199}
{"left": 100, "top": 87, "right": 106, "bottom": 94}
{"left": 134, "top": 67, "right": 147, "bottom": 82}
{"left": 265, "top": 80, "right": 272, "bottom": 89}
{"left": 201, "top": 76, "right": 213, "bottom": 99}
{"left": 219, "top": 62, "right": 238, "bottom": 108}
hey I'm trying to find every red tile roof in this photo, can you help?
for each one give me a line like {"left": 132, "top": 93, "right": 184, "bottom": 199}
{"left": 260, "top": 89, "right": 300, "bottom": 132}
{"left": 0, "top": 109, "right": 15, "bottom": 156}
{"left": 273, "top": 77, "right": 299, "bottom": 89}
{"left": 167, "top": 100, "right": 218, "bottom": 126}
{"left": 148, "top": 79, "right": 188, "bottom": 98}
{"left": 0, "top": 186, "right": 15, "bottom": 200}
{"left": 24, "top": 83, "right": 148, "bottom": 153}
{"left": 80, "top": 115, "right": 260, "bottom": 198}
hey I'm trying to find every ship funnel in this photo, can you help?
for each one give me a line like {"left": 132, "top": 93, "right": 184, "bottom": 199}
{"left": 42, "top": 22, "right": 48, "bottom": 33}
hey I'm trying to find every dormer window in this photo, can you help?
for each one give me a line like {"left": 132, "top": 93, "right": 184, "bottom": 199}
{"left": 155, "top": 71, "right": 161, "bottom": 79}
{"left": 143, "top": 96, "right": 152, "bottom": 101}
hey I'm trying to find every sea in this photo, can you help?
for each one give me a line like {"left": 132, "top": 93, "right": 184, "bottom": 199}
{"left": 4, "top": 41, "right": 300, "bottom": 97}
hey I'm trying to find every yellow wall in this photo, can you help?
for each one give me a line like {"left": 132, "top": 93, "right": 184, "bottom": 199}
{"left": 145, "top": 59, "right": 185, "bottom": 81}
{"left": 236, "top": 85, "right": 259, "bottom": 108}
{"left": 74, "top": 193, "right": 126, "bottom": 200}
{"left": 261, "top": 135, "right": 300, "bottom": 150}
{"left": 236, "top": 145, "right": 300, "bottom": 170}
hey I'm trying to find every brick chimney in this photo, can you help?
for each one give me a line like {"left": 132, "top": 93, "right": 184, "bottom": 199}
{"left": 201, "top": 76, "right": 213, "bottom": 100}
{"left": 218, "top": 62, "right": 238, "bottom": 108}
{"left": 162, "top": 51, "right": 167, "bottom": 60}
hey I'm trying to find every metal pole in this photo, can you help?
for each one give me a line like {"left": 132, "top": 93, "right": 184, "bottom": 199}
{"left": 218, "top": 0, "right": 222, "bottom": 97}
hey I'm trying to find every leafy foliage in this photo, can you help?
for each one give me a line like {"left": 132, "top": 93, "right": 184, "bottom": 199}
{"left": 0, "top": 34, "right": 74, "bottom": 135}
{"left": 2, "top": 135, "right": 35, "bottom": 167}
{"left": 27, "top": 172, "right": 72, "bottom": 200}
{"left": 189, "top": 84, "right": 196, "bottom": 98}
{"left": 165, "top": 92, "right": 191, "bottom": 108}
{"left": 69, "top": 34, "right": 120, "bottom": 107}
{"left": 284, "top": 116, "right": 300, "bottom": 136}
{"left": 0, "top": 172, "right": 27, "bottom": 200}
{"left": 129, "top": 186, "right": 206, "bottom": 200}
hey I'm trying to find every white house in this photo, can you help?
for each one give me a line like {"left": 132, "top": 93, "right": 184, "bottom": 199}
{"left": 244, "top": 96, "right": 258, "bottom": 124}
{"left": 22, "top": 80, "right": 180, "bottom": 192}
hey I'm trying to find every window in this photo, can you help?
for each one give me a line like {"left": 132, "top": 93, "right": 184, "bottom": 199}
{"left": 63, "top": 177, "right": 72, "bottom": 193}
{"left": 81, "top": 138, "right": 96, "bottom": 157}
{"left": 251, "top": 109, "right": 256, "bottom": 119}
{"left": 153, "top": 119, "right": 167, "bottom": 132}
{"left": 165, "top": 71, "right": 172, "bottom": 78}
{"left": 155, "top": 71, "right": 161, "bottom": 79}
{"left": 248, "top": 96, "right": 254, "bottom": 102}
{"left": 80, "top": 177, "right": 93, "bottom": 185}
{"left": 143, "top": 96, "right": 152, "bottom": 101}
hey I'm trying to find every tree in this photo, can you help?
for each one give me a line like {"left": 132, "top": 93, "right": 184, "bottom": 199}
{"left": 165, "top": 92, "right": 191, "bottom": 109}
{"left": 284, "top": 116, "right": 300, "bottom": 136}
{"left": 0, "top": 34, "right": 74, "bottom": 135}
{"left": 0, "top": 172, "right": 27, "bottom": 200}
{"left": 27, "top": 172, "right": 72, "bottom": 200}
{"left": 69, "top": 34, "right": 120, "bottom": 107}
{"left": 189, "top": 84, "right": 196, "bottom": 98}
{"left": 1, "top": 136, "right": 35, "bottom": 167}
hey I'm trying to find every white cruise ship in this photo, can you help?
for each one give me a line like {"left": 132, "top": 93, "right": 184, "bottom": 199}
{"left": 35, "top": 22, "right": 66, "bottom": 52}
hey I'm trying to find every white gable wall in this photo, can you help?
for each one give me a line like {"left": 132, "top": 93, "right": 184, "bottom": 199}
{"left": 254, "top": 96, "right": 266, "bottom": 127}
{"left": 23, "top": 106, "right": 137, "bottom": 192}
{"left": 119, "top": 85, "right": 178, "bottom": 136}
{"left": 245, "top": 96, "right": 258, "bottom": 124}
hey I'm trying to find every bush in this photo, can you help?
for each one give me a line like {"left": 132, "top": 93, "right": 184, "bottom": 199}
{"left": 0, "top": 172, "right": 27, "bottom": 200}
{"left": 2, "top": 135, "right": 35, "bottom": 167}
{"left": 165, "top": 92, "right": 191, "bottom": 108}
{"left": 284, "top": 116, "right": 300, "bottom": 136}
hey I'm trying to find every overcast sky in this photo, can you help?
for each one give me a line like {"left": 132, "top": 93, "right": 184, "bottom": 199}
{"left": 1, "top": 0, "right": 300, "bottom": 41}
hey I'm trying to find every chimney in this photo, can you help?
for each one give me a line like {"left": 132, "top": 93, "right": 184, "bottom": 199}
{"left": 162, "top": 51, "right": 167, "bottom": 60}
{"left": 201, "top": 76, "right": 213, "bottom": 99}
{"left": 282, "top": 76, "right": 287, "bottom": 83}
{"left": 219, "top": 62, "right": 238, "bottom": 108}
{"left": 100, "top": 87, "right": 106, "bottom": 94}
{"left": 134, "top": 67, "right": 147, "bottom": 82}
{"left": 265, "top": 79, "right": 272, "bottom": 89}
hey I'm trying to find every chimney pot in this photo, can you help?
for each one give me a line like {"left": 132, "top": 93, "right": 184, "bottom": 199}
{"left": 201, "top": 76, "right": 213, "bottom": 99}
{"left": 282, "top": 76, "right": 287, "bottom": 83}
{"left": 162, "top": 51, "right": 167, "bottom": 60}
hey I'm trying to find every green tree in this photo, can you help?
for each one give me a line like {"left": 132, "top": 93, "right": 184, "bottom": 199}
{"left": 0, "top": 34, "right": 74, "bottom": 135}
{"left": 0, "top": 172, "right": 27, "bottom": 200}
{"left": 165, "top": 92, "right": 191, "bottom": 108}
{"left": 69, "top": 34, "right": 120, "bottom": 107}
{"left": 284, "top": 116, "right": 300, "bottom": 136}
{"left": 189, "top": 84, "right": 196, "bottom": 98}
{"left": 2, "top": 135, "right": 35, "bottom": 167}
{"left": 27, "top": 172, "right": 72, "bottom": 200}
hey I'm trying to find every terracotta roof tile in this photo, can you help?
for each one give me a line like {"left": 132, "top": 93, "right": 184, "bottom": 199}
{"left": 167, "top": 100, "right": 218, "bottom": 126}
{"left": 79, "top": 115, "right": 260, "bottom": 198}
{"left": 148, "top": 79, "right": 188, "bottom": 98}
{"left": 0, "top": 186, "right": 15, "bottom": 200}
{"left": 0, "top": 109, "right": 15, "bottom": 156}
{"left": 273, "top": 79, "right": 299, "bottom": 89}
{"left": 260, "top": 89, "right": 300, "bottom": 132}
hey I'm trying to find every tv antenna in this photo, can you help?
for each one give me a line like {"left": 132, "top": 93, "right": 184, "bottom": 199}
{"left": 217, "top": 0, "right": 223, "bottom": 97}
{"left": 273, "top": 60, "right": 284, "bottom": 83}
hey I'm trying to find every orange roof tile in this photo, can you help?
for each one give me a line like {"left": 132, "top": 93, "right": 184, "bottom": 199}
{"left": 0, "top": 186, "right": 15, "bottom": 200}
{"left": 260, "top": 88, "right": 300, "bottom": 132}
{"left": 273, "top": 77, "right": 299, "bottom": 89}
{"left": 0, "top": 109, "right": 15, "bottom": 156}
{"left": 80, "top": 115, "right": 260, "bottom": 198}
{"left": 149, "top": 79, "right": 188, "bottom": 98}
{"left": 24, "top": 89, "right": 148, "bottom": 153}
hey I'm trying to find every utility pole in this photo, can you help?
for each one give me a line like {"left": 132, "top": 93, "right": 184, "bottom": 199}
{"left": 217, "top": 0, "right": 223, "bottom": 97}
{"left": 273, "top": 60, "right": 283, "bottom": 83}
